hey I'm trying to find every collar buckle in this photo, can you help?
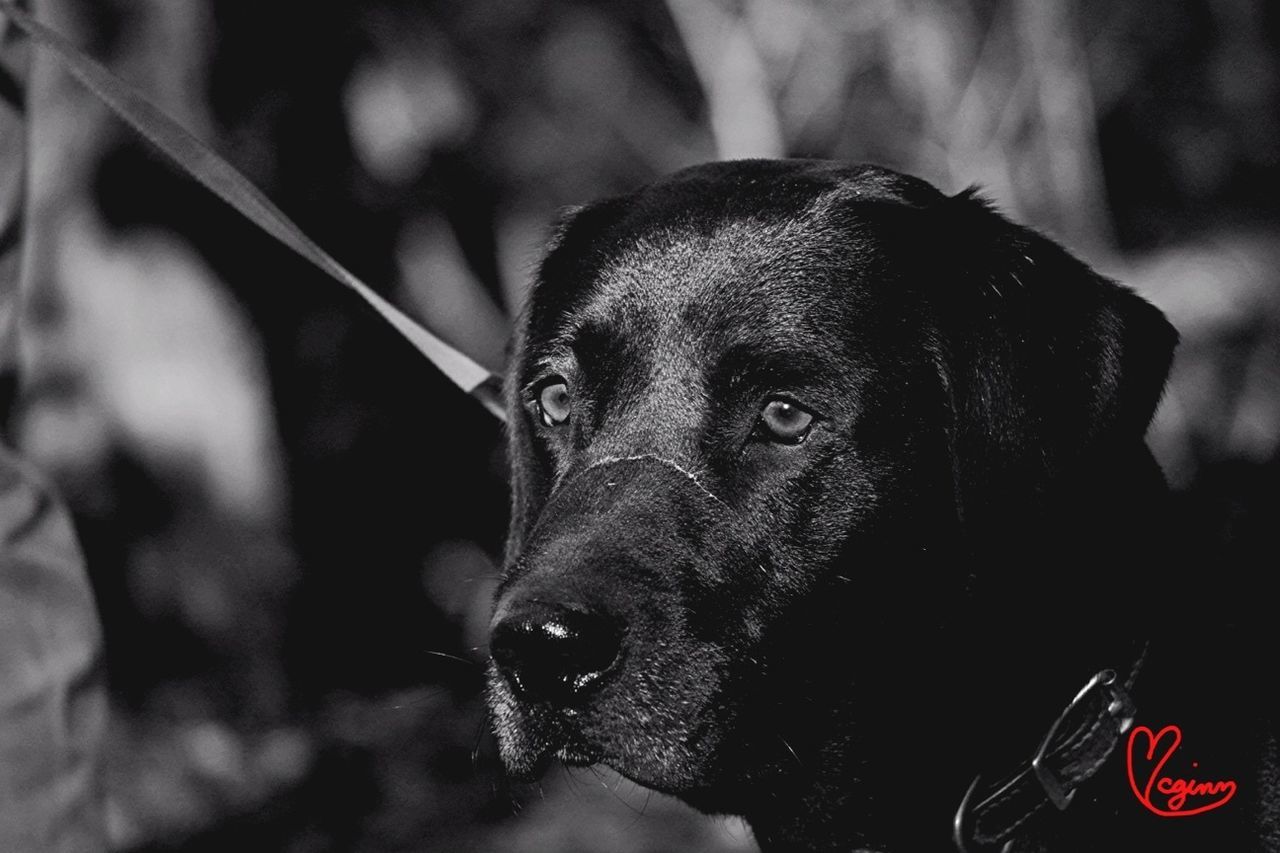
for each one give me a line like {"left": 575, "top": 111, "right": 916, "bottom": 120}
{"left": 1031, "top": 668, "right": 1134, "bottom": 810}
{"left": 953, "top": 667, "right": 1137, "bottom": 851}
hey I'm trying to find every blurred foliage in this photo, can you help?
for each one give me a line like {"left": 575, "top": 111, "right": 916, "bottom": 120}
{"left": 8, "top": 0, "right": 1279, "bottom": 850}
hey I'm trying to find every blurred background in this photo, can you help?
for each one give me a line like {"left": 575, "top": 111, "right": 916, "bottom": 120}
{"left": 6, "top": 0, "right": 1279, "bottom": 850}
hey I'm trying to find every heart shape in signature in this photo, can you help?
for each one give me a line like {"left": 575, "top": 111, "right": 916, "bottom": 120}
{"left": 1127, "top": 725, "right": 1237, "bottom": 817}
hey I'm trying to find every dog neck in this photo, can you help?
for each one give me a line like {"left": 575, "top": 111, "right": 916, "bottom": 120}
{"left": 724, "top": 444, "right": 1174, "bottom": 852}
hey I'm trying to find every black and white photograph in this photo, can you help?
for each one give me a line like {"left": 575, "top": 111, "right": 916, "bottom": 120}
{"left": 1, "top": 1, "right": 1277, "bottom": 851}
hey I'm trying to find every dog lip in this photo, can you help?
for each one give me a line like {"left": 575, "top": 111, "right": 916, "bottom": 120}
{"left": 498, "top": 706, "right": 603, "bottom": 777}
{"left": 554, "top": 742, "right": 601, "bottom": 767}
{"left": 513, "top": 747, "right": 557, "bottom": 780}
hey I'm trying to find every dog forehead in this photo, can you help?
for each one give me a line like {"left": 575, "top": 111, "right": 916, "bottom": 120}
{"left": 538, "top": 162, "right": 939, "bottom": 327}
{"left": 571, "top": 214, "right": 840, "bottom": 334}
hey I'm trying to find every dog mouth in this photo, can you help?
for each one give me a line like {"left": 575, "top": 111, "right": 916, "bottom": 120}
{"left": 487, "top": 666, "right": 601, "bottom": 777}
{"left": 489, "top": 675, "right": 735, "bottom": 801}
{"left": 510, "top": 732, "right": 695, "bottom": 796}
{"left": 484, "top": 598, "right": 744, "bottom": 794}
{"left": 488, "top": 658, "right": 722, "bottom": 792}
{"left": 493, "top": 716, "right": 608, "bottom": 782}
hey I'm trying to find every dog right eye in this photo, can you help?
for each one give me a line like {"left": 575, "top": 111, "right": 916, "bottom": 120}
{"left": 756, "top": 397, "right": 815, "bottom": 444}
{"left": 536, "top": 380, "right": 572, "bottom": 427}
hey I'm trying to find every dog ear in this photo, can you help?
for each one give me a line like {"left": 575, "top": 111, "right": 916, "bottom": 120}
{"left": 503, "top": 319, "right": 544, "bottom": 567}
{"left": 927, "top": 191, "right": 1178, "bottom": 529}
{"left": 503, "top": 204, "right": 590, "bottom": 565}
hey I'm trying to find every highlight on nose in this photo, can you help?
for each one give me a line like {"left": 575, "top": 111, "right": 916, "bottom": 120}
{"left": 489, "top": 604, "right": 623, "bottom": 704}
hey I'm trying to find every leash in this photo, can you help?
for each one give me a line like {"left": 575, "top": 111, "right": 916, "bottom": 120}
{"left": 0, "top": 1, "right": 506, "bottom": 421}
{"left": 952, "top": 645, "right": 1147, "bottom": 852}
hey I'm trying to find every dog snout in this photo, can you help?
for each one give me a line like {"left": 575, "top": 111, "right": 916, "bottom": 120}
{"left": 490, "top": 603, "right": 623, "bottom": 704}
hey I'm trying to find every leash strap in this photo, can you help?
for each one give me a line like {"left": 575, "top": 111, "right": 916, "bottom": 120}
{"left": 953, "top": 652, "right": 1145, "bottom": 852}
{"left": 0, "top": 1, "right": 506, "bottom": 421}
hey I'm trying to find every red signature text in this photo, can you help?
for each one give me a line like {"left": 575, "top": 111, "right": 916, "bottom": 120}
{"left": 1126, "top": 724, "right": 1237, "bottom": 817}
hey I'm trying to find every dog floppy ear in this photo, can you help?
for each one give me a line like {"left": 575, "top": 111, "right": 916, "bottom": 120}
{"left": 503, "top": 203, "right": 591, "bottom": 565}
{"left": 927, "top": 191, "right": 1178, "bottom": 530}
{"left": 503, "top": 317, "right": 545, "bottom": 568}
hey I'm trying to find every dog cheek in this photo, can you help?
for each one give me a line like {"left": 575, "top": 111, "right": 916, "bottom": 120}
{"left": 706, "top": 490, "right": 848, "bottom": 620}
{"left": 605, "top": 642, "right": 734, "bottom": 789}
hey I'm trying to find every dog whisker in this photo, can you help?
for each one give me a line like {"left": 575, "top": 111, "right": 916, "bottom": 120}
{"left": 340, "top": 685, "right": 448, "bottom": 716}
{"left": 561, "top": 763, "right": 584, "bottom": 802}
{"left": 779, "top": 736, "right": 803, "bottom": 767}
{"left": 471, "top": 713, "right": 491, "bottom": 770}
{"left": 621, "top": 783, "right": 656, "bottom": 832}
{"left": 421, "top": 649, "right": 482, "bottom": 668}
{"left": 588, "top": 766, "right": 650, "bottom": 819}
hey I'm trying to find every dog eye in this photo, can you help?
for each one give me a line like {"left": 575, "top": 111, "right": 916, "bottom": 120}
{"left": 758, "top": 398, "right": 814, "bottom": 444}
{"left": 536, "top": 380, "right": 572, "bottom": 427}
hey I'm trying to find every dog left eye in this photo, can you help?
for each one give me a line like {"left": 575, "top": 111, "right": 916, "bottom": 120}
{"left": 536, "top": 380, "right": 572, "bottom": 427}
{"left": 757, "top": 398, "right": 814, "bottom": 444}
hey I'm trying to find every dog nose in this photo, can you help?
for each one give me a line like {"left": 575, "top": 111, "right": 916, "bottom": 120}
{"left": 490, "top": 604, "right": 622, "bottom": 703}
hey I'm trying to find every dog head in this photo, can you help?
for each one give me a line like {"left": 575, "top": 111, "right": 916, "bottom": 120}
{"left": 486, "top": 160, "right": 1176, "bottom": 815}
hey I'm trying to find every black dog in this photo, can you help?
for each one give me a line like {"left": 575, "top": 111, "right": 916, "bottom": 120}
{"left": 486, "top": 160, "right": 1277, "bottom": 851}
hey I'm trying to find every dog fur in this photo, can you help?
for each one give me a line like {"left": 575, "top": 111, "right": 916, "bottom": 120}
{"left": 486, "top": 160, "right": 1277, "bottom": 852}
